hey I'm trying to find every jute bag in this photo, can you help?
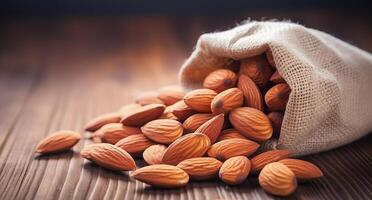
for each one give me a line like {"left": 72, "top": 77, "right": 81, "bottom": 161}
{"left": 179, "top": 21, "right": 372, "bottom": 156}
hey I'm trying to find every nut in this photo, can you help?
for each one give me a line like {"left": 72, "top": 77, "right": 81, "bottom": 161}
{"left": 141, "top": 119, "right": 183, "bottom": 144}
{"left": 251, "top": 150, "right": 290, "bottom": 173}
{"left": 118, "top": 104, "right": 142, "bottom": 115}
{"left": 158, "top": 85, "right": 185, "bottom": 106}
{"left": 143, "top": 144, "right": 167, "bottom": 165}
{"left": 219, "top": 156, "right": 251, "bottom": 185}
{"left": 120, "top": 104, "right": 165, "bottom": 126}
{"left": 170, "top": 100, "right": 196, "bottom": 121}
{"left": 135, "top": 91, "right": 164, "bottom": 106}
{"left": 270, "top": 70, "right": 285, "bottom": 84}
{"left": 238, "top": 74, "right": 264, "bottom": 111}
{"left": 35, "top": 130, "right": 81, "bottom": 154}
{"left": 115, "top": 134, "right": 154, "bottom": 157}
{"left": 207, "top": 138, "right": 259, "bottom": 160}
{"left": 195, "top": 114, "right": 224, "bottom": 144}
{"left": 177, "top": 157, "right": 222, "bottom": 180}
{"left": 203, "top": 69, "right": 238, "bottom": 92}
{"left": 265, "top": 83, "right": 291, "bottom": 112}
{"left": 267, "top": 112, "right": 284, "bottom": 136}
{"left": 240, "top": 54, "right": 273, "bottom": 88}
{"left": 279, "top": 159, "right": 323, "bottom": 180}
{"left": 217, "top": 128, "right": 247, "bottom": 141}
{"left": 85, "top": 112, "right": 121, "bottom": 132}
{"left": 183, "top": 113, "right": 214, "bottom": 133}
{"left": 96, "top": 123, "right": 141, "bottom": 144}
{"left": 183, "top": 89, "right": 217, "bottom": 113}
{"left": 211, "top": 88, "right": 244, "bottom": 114}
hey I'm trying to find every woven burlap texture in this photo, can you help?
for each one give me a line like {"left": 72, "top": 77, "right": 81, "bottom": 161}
{"left": 179, "top": 21, "right": 372, "bottom": 156}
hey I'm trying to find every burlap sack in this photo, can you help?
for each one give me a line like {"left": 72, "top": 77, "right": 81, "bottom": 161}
{"left": 179, "top": 21, "right": 372, "bottom": 156}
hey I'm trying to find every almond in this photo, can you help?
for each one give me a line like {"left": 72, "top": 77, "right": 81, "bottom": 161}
{"left": 183, "top": 89, "right": 217, "bottom": 113}
{"left": 85, "top": 112, "right": 121, "bottom": 132}
{"left": 259, "top": 162, "right": 297, "bottom": 196}
{"left": 159, "top": 110, "right": 179, "bottom": 120}
{"left": 195, "top": 114, "right": 224, "bottom": 144}
{"left": 240, "top": 54, "right": 273, "bottom": 88}
{"left": 265, "top": 49, "right": 276, "bottom": 68}
{"left": 229, "top": 107, "right": 273, "bottom": 141}
{"left": 135, "top": 91, "right": 164, "bottom": 106}
{"left": 96, "top": 123, "right": 142, "bottom": 144}
{"left": 279, "top": 159, "right": 323, "bottom": 180}
{"left": 81, "top": 143, "right": 136, "bottom": 171}
{"left": 217, "top": 129, "right": 247, "bottom": 141}
{"left": 170, "top": 100, "right": 196, "bottom": 121}
{"left": 177, "top": 157, "right": 222, "bottom": 180}
{"left": 141, "top": 119, "right": 183, "bottom": 144}
{"left": 207, "top": 138, "right": 259, "bottom": 161}
{"left": 131, "top": 164, "right": 189, "bottom": 188}
{"left": 115, "top": 134, "right": 154, "bottom": 157}
{"left": 251, "top": 150, "right": 290, "bottom": 173}
{"left": 265, "top": 83, "right": 291, "bottom": 112}
{"left": 219, "top": 156, "right": 251, "bottom": 185}
{"left": 119, "top": 104, "right": 142, "bottom": 115}
{"left": 203, "top": 69, "right": 238, "bottom": 92}
{"left": 238, "top": 74, "right": 264, "bottom": 111}
{"left": 143, "top": 144, "right": 167, "bottom": 165}
{"left": 270, "top": 70, "right": 285, "bottom": 84}
{"left": 158, "top": 85, "right": 185, "bottom": 106}
{"left": 211, "top": 88, "right": 244, "bottom": 114}
{"left": 120, "top": 104, "right": 165, "bottom": 126}
{"left": 183, "top": 113, "right": 214, "bottom": 133}
{"left": 35, "top": 130, "right": 81, "bottom": 154}
{"left": 267, "top": 112, "right": 284, "bottom": 136}
{"left": 162, "top": 133, "right": 211, "bottom": 165}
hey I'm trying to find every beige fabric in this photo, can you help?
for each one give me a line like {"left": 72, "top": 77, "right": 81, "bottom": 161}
{"left": 179, "top": 21, "right": 372, "bottom": 156}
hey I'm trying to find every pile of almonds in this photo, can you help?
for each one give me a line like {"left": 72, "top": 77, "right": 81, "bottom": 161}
{"left": 35, "top": 54, "right": 323, "bottom": 197}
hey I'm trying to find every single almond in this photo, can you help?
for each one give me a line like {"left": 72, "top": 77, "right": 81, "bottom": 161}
{"left": 265, "top": 83, "right": 291, "bottom": 112}
{"left": 203, "top": 69, "right": 238, "bottom": 92}
{"left": 159, "top": 110, "right": 179, "bottom": 120}
{"left": 143, "top": 144, "right": 167, "bottom": 165}
{"left": 211, "top": 88, "right": 244, "bottom": 114}
{"left": 162, "top": 133, "right": 211, "bottom": 165}
{"left": 259, "top": 162, "right": 297, "bottom": 196}
{"left": 238, "top": 74, "right": 264, "bottom": 111}
{"left": 81, "top": 143, "right": 136, "bottom": 171}
{"left": 270, "top": 70, "right": 285, "bottom": 83}
{"left": 157, "top": 85, "right": 185, "bottom": 106}
{"left": 240, "top": 54, "right": 273, "bottom": 88}
{"left": 217, "top": 129, "right": 247, "bottom": 141}
{"left": 96, "top": 123, "right": 142, "bottom": 144}
{"left": 141, "top": 119, "right": 183, "bottom": 144}
{"left": 219, "top": 156, "right": 251, "bottom": 185}
{"left": 120, "top": 104, "right": 165, "bottom": 126}
{"left": 195, "top": 114, "right": 224, "bottom": 144}
{"left": 118, "top": 104, "right": 142, "bottom": 115}
{"left": 35, "top": 130, "right": 81, "bottom": 154}
{"left": 183, "top": 89, "right": 217, "bottom": 113}
{"left": 177, "top": 157, "right": 222, "bottom": 180}
{"left": 131, "top": 164, "right": 189, "bottom": 188}
{"left": 251, "top": 150, "right": 291, "bottom": 173}
{"left": 279, "top": 159, "right": 323, "bottom": 180}
{"left": 85, "top": 112, "right": 121, "bottom": 132}
{"left": 207, "top": 138, "right": 259, "bottom": 161}
{"left": 135, "top": 91, "right": 164, "bottom": 106}
{"left": 267, "top": 112, "right": 284, "bottom": 136}
{"left": 229, "top": 107, "right": 273, "bottom": 141}
{"left": 170, "top": 100, "right": 196, "bottom": 121}
{"left": 115, "top": 134, "right": 154, "bottom": 157}
{"left": 183, "top": 113, "right": 214, "bottom": 133}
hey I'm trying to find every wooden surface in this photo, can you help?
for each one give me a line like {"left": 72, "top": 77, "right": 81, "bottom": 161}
{"left": 0, "top": 13, "right": 372, "bottom": 200}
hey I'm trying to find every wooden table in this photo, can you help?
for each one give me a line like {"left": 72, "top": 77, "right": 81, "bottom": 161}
{"left": 0, "top": 14, "right": 372, "bottom": 200}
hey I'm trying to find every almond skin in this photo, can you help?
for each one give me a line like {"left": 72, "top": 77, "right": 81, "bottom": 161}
{"left": 96, "top": 123, "right": 141, "bottom": 144}
{"left": 251, "top": 150, "right": 291, "bottom": 173}
{"left": 158, "top": 85, "right": 185, "bottom": 106}
{"left": 203, "top": 69, "right": 238, "bottom": 92}
{"left": 119, "top": 104, "right": 142, "bottom": 115}
{"left": 238, "top": 74, "right": 264, "bottom": 111}
{"left": 195, "top": 114, "right": 224, "bottom": 144}
{"left": 266, "top": 49, "right": 276, "bottom": 68}
{"left": 229, "top": 107, "right": 273, "bottom": 141}
{"left": 170, "top": 100, "right": 196, "bottom": 121}
{"left": 217, "top": 129, "right": 247, "bottom": 141}
{"left": 81, "top": 143, "right": 136, "bottom": 171}
{"left": 177, "top": 157, "right": 222, "bottom": 180}
{"left": 183, "top": 113, "right": 214, "bottom": 133}
{"left": 267, "top": 112, "right": 284, "bottom": 136}
{"left": 270, "top": 70, "right": 285, "bottom": 83}
{"left": 131, "top": 164, "right": 189, "bottom": 188}
{"left": 135, "top": 91, "right": 164, "bottom": 106}
{"left": 143, "top": 144, "right": 167, "bottom": 165}
{"left": 162, "top": 133, "right": 211, "bottom": 165}
{"left": 85, "top": 112, "right": 121, "bottom": 132}
{"left": 207, "top": 138, "right": 259, "bottom": 161}
{"left": 141, "top": 119, "right": 183, "bottom": 144}
{"left": 211, "top": 88, "right": 244, "bottom": 115}
{"left": 265, "top": 83, "right": 291, "bottom": 112}
{"left": 279, "top": 159, "right": 323, "bottom": 180}
{"left": 120, "top": 104, "right": 165, "bottom": 126}
{"left": 240, "top": 54, "right": 273, "bottom": 88}
{"left": 115, "top": 134, "right": 154, "bottom": 157}
{"left": 35, "top": 130, "right": 81, "bottom": 154}
{"left": 259, "top": 162, "right": 297, "bottom": 196}
{"left": 219, "top": 156, "right": 251, "bottom": 185}
{"left": 183, "top": 89, "right": 217, "bottom": 113}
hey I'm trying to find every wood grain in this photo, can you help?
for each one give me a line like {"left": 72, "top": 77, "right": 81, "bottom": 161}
{"left": 0, "top": 13, "right": 371, "bottom": 200}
